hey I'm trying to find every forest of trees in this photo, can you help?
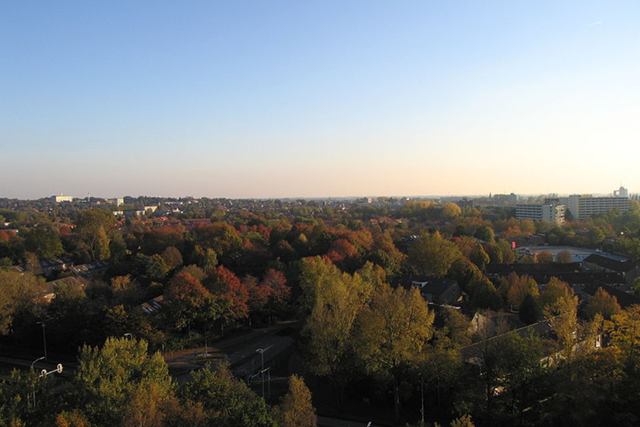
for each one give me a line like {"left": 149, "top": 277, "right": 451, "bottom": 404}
{"left": 1, "top": 196, "right": 640, "bottom": 426}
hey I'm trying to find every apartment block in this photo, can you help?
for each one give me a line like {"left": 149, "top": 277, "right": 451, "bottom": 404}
{"left": 516, "top": 204, "right": 566, "bottom": 224}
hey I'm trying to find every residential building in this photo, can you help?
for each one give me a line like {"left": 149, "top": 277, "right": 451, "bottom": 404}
{"left": 411, "top": 277, "right": 462, "bottom": 305}
{"left": 516, "top": 203, "right": 565, "bottom": 224}
{"left": 568, "top": 187, "right": 629, "bottom": 220}
{"left": 108, "top": 198, "right": 125, "bottom": 206}
{"left": 51, "top": 194, "right": 73, "bottom": 203}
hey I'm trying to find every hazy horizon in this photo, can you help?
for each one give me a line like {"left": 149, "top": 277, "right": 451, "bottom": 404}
{"left": 3, "top": 1, "right": 639, "bottom": 199}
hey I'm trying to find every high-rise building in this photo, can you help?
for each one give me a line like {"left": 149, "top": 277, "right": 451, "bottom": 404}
{"left": 568, "top": 188, "right": 629, "bottom": 220}
{"left": 516, "top": 204, "right": 565, "bottom": 224}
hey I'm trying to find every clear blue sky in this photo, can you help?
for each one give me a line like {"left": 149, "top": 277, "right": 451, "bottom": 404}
{"left": 2, "top": 1, "right": 639, "bottom": 199}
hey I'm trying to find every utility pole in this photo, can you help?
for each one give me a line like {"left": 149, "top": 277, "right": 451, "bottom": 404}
{"left": 420, "top": 372, "right": 425, "bottom": 426}
{"left": 38, "top": 322, "right": 47, "bottom": 360}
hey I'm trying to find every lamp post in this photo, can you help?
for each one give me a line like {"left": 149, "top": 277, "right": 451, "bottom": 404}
{"left": 419, "top": 372, "right": 425, "bottom": 426}
{"left": 124, "top": 333, "right": 133, "bottom": 341}
{"left": 38, "top": 322, "right": 47, "bottom": 360}
{"left": 31, "top": 356, "right": 45, "bottom": 370}
{"left": 256, "top": 345, "right": 273, "bottom": 399}
{"left": 32, "top": 364, "right": 63, "bottom": 410}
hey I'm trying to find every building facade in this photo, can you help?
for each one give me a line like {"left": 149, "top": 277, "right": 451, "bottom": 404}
{"left": 568, "top": 192, "right": 629, "bottom": 220}
{"left": 516, "top": 204, "right": 565, "bottom": 224}
{"left": 51, "top": 194, "right": 73, "bottom": 203}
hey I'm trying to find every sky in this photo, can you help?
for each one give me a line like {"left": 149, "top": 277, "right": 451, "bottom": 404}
{"left": 1, "top": 1, "right": 639, "bottom": 199}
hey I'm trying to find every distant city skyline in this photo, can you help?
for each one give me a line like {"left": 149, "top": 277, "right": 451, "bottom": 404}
{"left": 21, "top": 185, "right": 635, "bottom": 202}
{"left": 2, "top": 1, "right": 639, "bottom": 199}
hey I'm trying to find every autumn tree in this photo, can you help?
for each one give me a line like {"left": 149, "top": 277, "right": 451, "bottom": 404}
{"left": 366, "top": 232, "right": 405, "bottom": 279}
{"left": 544, "top": 293, "right": 580, "bottom": 363}
{"left": 354, "top": 285, "right": 434, "bottom": 419}
{"left": 454, "top": 236, "right": 489, "bottom": 270}
{"left": 273, "top": 375, "right": 317, "bottom": 427}
{"left": 535, "top": 250, "right": 553, "bottom": 264}
{"left": 299, "top": 257, "right": 374, "bottom": 407}
{"left": 497, "top": 239, "right": 516, "bottom": 264}
{"left": 608, "top": 305, "right": 640, "bottom": 360}
{"left": 161, "top": 246, "right": 183, "bottom": 270}
{"left": 261, "top": 269, "right": 291, "bottom": 324}
{"left": 498, "top": 273, "right": 539, "bottom": 310}
{"left": 539, "top": 277, "right": 574, "bottom": 311}
{"left": 141, "top": 226, "right": 184, "bottom": 255}
{"left": 442, "top": 202, "right": 462, "bottom": 219}
{"left": 408, "top": 232, "right": 461, "bottom": 277}
{"left": 556, "top": 249, "right": 573, "bottom": 264}
{"left": 450, "top": 415, "right": 475, "bottom": 427}
{"left": 191, "top": 223, "right": 242, "bottom": 257}
{"left": 164, "top": 272, "right": 215, "bottom": 330}
{"left": 205, "top": 266, "right": 249, "bottom": 330}
{"left": 326, "top": 238, "right": 360, "bottom": 272}
{"left": 585, "top": 287, "right": 621, "bottom": 320}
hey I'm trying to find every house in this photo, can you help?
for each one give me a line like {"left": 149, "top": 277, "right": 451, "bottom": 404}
{"left": 139, "top": 295, "right": 164, "bottom": 316}
{"left": 467, "top": 310, "right": 525, "bottom": 339}
{"left": 69, "top": 260, "right": 109, "bottom": 279}
{"left": 39, "top": 276, "right": 86, "bottom": 303}
{"left": 583, "top": 254, "right": 639, "bottom": 285}
{"left": 408, "top": 276, "right": 462, "bottom": 305}
{"left": 581, "top": 282, "right": 640, "bottom": 309}
{"left": 461, "top": 318, "right": 601, "bottom": 367}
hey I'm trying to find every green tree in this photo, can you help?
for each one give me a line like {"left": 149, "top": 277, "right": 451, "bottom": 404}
{"left": 0, "top": 270, "right": 42, "bottom": 335}
{"left": 23, "top": 228, "right": 64, "bottom": 260}
{"left": 179, "top": 363, "right": 276, "bottom": 427}
{"left": 519, "top": 293, "right": 541, "bottom": 324}
{"left": 75, "top": 209, "right": 116, "bottom": 261}
{"left": 71, "top": 337, "right": 173, "bottom": 426}
{"left": 139, "top": 254, "right": 170, "bottom": 280}
{"left": 475, "top": 226, "right": 495, "bottom": 243}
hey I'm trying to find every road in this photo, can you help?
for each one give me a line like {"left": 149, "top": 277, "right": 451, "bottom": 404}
{"left": 163, "top": 321, "right": 297, "bottom": 379}
{"left": 317, "top": 416, "right": 386, "bottom": 427}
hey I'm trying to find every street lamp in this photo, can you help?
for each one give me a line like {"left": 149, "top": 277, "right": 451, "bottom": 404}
{"left": 419, "top": 372, "right": 425, "bottom": 426}
{"left": 31, "top": 356, "right": 45, "bottom": 370}
{"left": 37, "top": 322, "right": 47, "bottom": 360}
{"left": 256, "top": 345, "right": 273, "bottom": 399}
{"left": 123, "top": 333, "right": 133, "bottom": 341}
{"left": 32, "top": 364, "right": 63, "bottom": 410}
